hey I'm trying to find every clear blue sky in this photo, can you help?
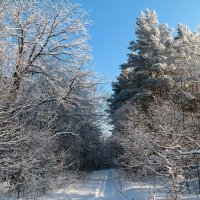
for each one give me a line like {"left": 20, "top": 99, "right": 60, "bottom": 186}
{"left": 72, "top": 0, "right": 200, "bottom": 93}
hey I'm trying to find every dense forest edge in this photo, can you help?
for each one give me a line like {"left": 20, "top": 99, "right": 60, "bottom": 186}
{"left": 109, "top": 9, "right": 200, "bottom": 200}
{"left": 0, "top": 1, "right": 200, "bottom": 200}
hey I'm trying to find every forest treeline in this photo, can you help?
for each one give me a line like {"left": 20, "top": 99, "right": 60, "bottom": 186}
{"left": 1, "top": 0, "right": 200, "bottom": 199}
{"left": 0, "top": 0, "right": 112, "bottom": 198}
{"left": 109, "top": 9, "right": 200, "bottom": 199}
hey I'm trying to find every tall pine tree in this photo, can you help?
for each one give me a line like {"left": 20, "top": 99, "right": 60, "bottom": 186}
{"left": 172, "top": 24, "right": 200, "bottom": 112}
{"left": 110, "top": 9, "right": 175, "bottom": 112}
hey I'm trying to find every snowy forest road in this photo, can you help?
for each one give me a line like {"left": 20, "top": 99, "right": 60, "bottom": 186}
{"left": 38, "top": 168, "right": 200, "bottom": 200}
{"left": 42, "top": 169, "right": 128, "bottom": 200}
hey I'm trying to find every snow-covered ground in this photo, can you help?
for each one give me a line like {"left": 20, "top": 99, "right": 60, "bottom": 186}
{"left": 40, "top": 169, "right": 123, "bottom": 200}
{"left": 1, "top": 169, "right": 200, "bottom": 199}
{"left": 41, "top": 169, "right": 200, "bottom": 200}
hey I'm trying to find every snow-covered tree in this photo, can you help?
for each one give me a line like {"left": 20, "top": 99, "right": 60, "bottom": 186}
{"left": 0, "top": 0, "right": 106, "bottom": 198}
{"left": 114, "top": 100, "right": 200, "bottom": 199}
{"left": 110, "top": 9, "right": 200, "bottom": 199}
{"left": 110, "top": 9, "right": 174, "bottom": 112}
{"left": 172, "top": 24, "right": 200, "bottom": 113}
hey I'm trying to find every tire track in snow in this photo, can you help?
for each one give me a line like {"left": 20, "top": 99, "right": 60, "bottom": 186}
{"left": 95, "top": 171, "right": 107, "bottom": 198}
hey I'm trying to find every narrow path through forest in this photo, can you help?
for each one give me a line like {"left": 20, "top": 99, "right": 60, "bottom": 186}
{"left": 41, "top": 169, "right": 127, "bottom": 200}
{"left": 39, "top": 169, "right": 200, "bottom": 200}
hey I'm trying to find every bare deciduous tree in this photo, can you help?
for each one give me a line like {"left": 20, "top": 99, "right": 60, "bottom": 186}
{"left": 0, "top": 0, "right": 106, "bottom": 198}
